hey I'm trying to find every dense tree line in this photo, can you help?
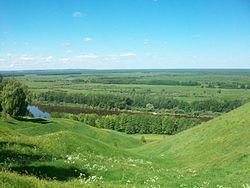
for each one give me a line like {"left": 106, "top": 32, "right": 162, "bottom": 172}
{"left": 35, "top": 91, "right": 133, "bottom": 109}
{"left": 69, "top": 77, "right": 249, "bottom": 89}
{"left": 35, "top": 91, "right": 242, "bottom": 113}
{"left": 137, "top": 80, "right": 200, "bottom": 86}
{"left": 88, "top": 78, "right": 200, "bottom": 86}
{"left": 191, "top": 99, "right": 242, "bottom": 112}
{"left": 206, "top": 82, "right": 250, "bottom": 89}
{"left": 52, "top": 112, "right": 201, "bottom": 135}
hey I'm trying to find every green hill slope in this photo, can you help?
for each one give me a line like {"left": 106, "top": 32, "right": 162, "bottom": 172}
{"left": 134, "top": 102, "right": 250, "bottom": 186}
{"left": 0, "top": 118, "right": 154, "bottom": 187}
{"left": 0, "top": 103, "right": 250, "bottom": 187}
{"left": 15, "top": 118, "right": 143, "bottom": 149}
{"left": 136, "top": 102, "right": 250, "bottom": 162}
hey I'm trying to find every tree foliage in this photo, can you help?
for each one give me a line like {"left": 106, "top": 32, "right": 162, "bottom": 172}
{"left": 0, "top": 78, "right": 30, "bottom": 117}
{"left": 52, "top": 112, "right": 202, "bottom": 135}
{"left": 35, "top": 91, "right": 242, "bottom": 113}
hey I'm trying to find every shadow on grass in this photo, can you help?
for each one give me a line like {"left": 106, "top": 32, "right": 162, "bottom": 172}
{"left": 0, "top": 150, "right": 53, "bottom": 164}
{"left": 0, "top": 141, "right": 90, "bottom": 181}
{"left": 0, "top": 141, "right": 49, "bottom": 165}
{"left": 6, "top": 121, "right": 16, "bottom": 125}
{"left": 0, "top": 141, "right": 37, "bottom": 149}
{"left": 15, "top": 117, "right": 51, "bottom": 124}
{"left": 10, "top": 165, "right": 89, "bottom": 181}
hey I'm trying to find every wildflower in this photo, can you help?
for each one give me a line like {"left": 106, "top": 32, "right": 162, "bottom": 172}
{"left": 216, "top": 185, "right": 225, "bottom": 188}
{"left": 243, "top": 184, "right": 250, "bottom": 188}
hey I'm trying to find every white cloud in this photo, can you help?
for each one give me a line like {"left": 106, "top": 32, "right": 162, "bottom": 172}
{"left": 75, "top": 54, "right": 98, "bottom": 59}
{"left": 58, "top": 58, "right": 71, "bottom": 65}
{"left": 0, "top": 52, "right": 140, "bottom": 70}
{"left": 120, "top": 53, "right": 137, "bottom": 57}
{"left": 59, "top": 58, "right": 69, "bottom": 62}
{"left": 2, "top": 55, "right": 54, "bottom": 66}
{"left": 72, "top": 11, "right": 83, "bottom": 17}
{"left": 20, "top": 55, "right": 35, "bottom": 61}
{"left": 44, "top": 56, "right": 53, "bottom": 62}
{"left": 84, "top": 37, "right": 92, "bottom": 42}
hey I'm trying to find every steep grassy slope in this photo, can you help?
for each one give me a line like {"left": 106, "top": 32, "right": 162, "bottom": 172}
{"left": 135, "top": 102, "right": 250, "bottom": 186}
{"left": 136, "top": 102, "right": 250, "bottom": 162}
{"left": 0, "top": 103, "right": 250, "bottom": 187}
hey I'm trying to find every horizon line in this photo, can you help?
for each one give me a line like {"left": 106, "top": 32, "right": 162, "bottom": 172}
{"left": 1, "top": 68, "right": 250, "bottom": 72}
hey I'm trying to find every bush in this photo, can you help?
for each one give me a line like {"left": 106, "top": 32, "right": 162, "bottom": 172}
{"left": 141, "top": 136, "right": 147, "bottom": 143}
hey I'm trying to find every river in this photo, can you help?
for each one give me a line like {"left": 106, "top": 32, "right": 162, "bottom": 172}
{"left": 27, "top": 105, "right": 51, "bottom": 118}
{"left": 27, "top": 104, "right": 212, "bottom": 121}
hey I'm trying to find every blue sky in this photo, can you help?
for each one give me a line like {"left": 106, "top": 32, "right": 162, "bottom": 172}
{"left": 0, "top": 0, "right": 250, "bottom": 70}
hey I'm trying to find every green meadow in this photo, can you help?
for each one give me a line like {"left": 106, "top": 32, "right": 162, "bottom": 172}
{"left": 0, "top": 102, "right": 249, "bottom": 187}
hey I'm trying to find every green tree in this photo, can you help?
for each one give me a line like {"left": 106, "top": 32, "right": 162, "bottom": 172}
{"left": 162, "top": 116, "right": 177, "bottom": 135}
{"left": 1, "top": 78, "right": 31, "bottom": 117}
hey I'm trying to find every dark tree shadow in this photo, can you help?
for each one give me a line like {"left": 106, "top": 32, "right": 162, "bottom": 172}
{"left": 10, "top": 165, "right": 89, "bottom": 181}
{"left": 15, "top": 117, "right": 51, "bottom": 124}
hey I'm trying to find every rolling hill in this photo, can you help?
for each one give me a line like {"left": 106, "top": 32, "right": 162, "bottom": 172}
{"left": 0, "top": 103, "right": 249, "bottom": 187}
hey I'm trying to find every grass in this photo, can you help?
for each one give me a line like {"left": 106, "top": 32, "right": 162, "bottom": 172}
{"left": 0, "top": 103, "right": 250, "bottom": 187}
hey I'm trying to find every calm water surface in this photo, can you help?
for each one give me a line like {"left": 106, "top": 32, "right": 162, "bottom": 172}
{"left": 28, "top": 105, "right": 51, "bottom": 118}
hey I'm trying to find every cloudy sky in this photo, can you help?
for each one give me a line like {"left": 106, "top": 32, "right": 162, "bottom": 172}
{"left": 0, "top": 0, "right": 250, "bottom": 70}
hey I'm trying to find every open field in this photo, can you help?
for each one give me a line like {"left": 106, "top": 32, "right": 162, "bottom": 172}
{"left": 9, "top": 70, "right": 250, "bottom": 117}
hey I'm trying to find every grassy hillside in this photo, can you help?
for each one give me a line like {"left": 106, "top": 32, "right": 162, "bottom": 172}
{"left": 135, "top": 102, "right": 250, "bottom": 186}
{"left": 0, "top": 118, "right": 157, "bottom": 187}
{"left": 0, "top": 103, "right": 250, "bottom": 187}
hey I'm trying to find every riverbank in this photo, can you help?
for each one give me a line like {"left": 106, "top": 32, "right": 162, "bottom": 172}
{"left": 32, "top": 103, "right": 214, "bottom": 121}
